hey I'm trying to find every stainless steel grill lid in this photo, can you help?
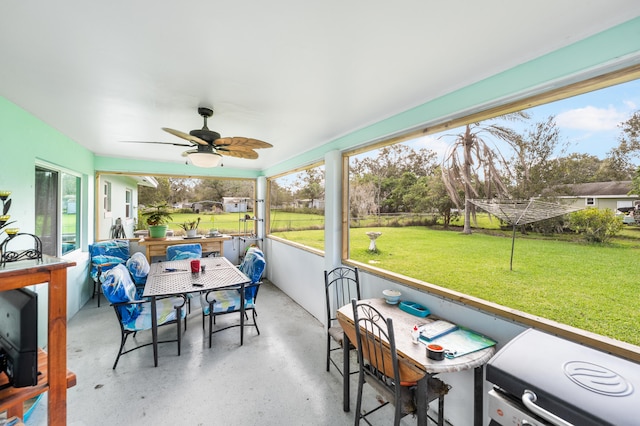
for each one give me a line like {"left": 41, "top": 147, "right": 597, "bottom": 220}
{"left": 486, "top": 328, "right": 640, "bottom": 426}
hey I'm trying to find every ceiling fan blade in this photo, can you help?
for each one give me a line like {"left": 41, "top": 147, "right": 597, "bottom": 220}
{"left": 217, "top": 148, "right": 259, "bottom": 159}
{"left": 121, "top": 140, "right": 192, "bottom": 147}
{"left": 215, "top": 137, "right": 273, "bottom": 149}
{"left": 162, "top": 127, "right": 208, "bottom": 146}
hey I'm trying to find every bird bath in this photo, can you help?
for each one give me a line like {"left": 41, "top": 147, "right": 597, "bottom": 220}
{"left": 366, "top": 232, "right": 382, "bottom": 252}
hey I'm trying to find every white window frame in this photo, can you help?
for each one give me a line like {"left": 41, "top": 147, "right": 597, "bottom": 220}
{"left": 34, "top": 161, "right": 82, "bottom": 257}
{"left": 103, "top": 181, "right": 112, "bottom": 217}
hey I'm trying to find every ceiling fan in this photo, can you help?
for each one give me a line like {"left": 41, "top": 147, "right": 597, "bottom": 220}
{"left": 128, "top": 107, "right": 272, "bottom": 167}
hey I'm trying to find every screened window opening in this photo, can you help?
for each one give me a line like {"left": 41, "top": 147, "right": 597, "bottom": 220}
{"left": 268, "top": 165, "right": 325, "bottom": 251}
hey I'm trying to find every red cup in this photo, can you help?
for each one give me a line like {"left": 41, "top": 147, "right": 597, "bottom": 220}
{"left": 190, "top": 259, "right": 200, "bottom": 273}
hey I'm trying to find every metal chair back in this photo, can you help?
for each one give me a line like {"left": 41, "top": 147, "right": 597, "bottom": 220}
{"left": 324, "top": 266, "right": 360, "bottom": 374}
{"left": 352, "top": 299, "right": 405, "bottom": 425}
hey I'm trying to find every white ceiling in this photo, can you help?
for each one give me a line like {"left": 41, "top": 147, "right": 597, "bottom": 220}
{"left": 1, "top": 1, "right": 640, "bottom": 171}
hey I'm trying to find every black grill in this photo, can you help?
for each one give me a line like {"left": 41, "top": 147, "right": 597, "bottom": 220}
{"left": 486, "top": 328, "right": 640, "bottom": 426}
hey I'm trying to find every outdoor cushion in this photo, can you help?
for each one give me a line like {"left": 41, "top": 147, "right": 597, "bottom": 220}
{"left": 122, "top": 297, "right": 186, "bottom": 332}
{"left": 238, "top": 247, "right": 265, "bottom": 299}
{"left": 89, "top": 239, "right": 130, "bottom": 280}
{"left": 101, "top": 264, "right": 141, "bottom": 324}
{"left": 126, "top": 251, "right": 150, "bottom": 285}
{"left": 200, "top": 289, "right": 256, "bottom": 316}
{"left": 166, "top": 243, "right": 202, "bottom": 260}
{"left": 101, "top": 263, "right": 185, "bottom": 330}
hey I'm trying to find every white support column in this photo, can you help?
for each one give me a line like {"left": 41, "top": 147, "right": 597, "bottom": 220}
{"left": 256, "top": 176, "right": 267, "bottom": 240}
{"left": 324, "top": 150, "right": 342, "bottom": 270}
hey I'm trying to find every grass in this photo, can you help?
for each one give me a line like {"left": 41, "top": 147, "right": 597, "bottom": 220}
{"left": 155, "top": 210, "right": 326, "bottom": 235}
{"left": 272, "top": 225, "right": 640, "bottom": 346}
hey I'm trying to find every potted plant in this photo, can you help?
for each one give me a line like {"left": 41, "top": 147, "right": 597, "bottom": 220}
{"left": 141, "top": 203, "right": 173, "bottom": 238}
{"left": 179, "top": 217, "right": 200, "bottom": 238}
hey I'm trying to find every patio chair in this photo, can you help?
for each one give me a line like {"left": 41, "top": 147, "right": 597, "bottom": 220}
{"left": 351, "top": 299, "right": 449, "bottom": 426}
{"left": 166, "top": 243, "right": 202, "bottom": 261}
{"left": 125, "top": 252, "right": 150, "bottom": 298}
{"left": 166, "top": 243, "right": 203, "bottom": 317}
{"left": 101, "top": 264, "right": 186, "bottom": 369}
{"left": 89, "top": 239, "right": 130, "bottom": 307}
{"left": 200, "top": 246, "right": 266, "bottom": 348}
{"left": 324, "top": 266, "right": 360, "bottom": 375}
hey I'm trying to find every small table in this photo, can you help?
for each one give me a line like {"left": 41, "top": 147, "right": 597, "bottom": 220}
{"left": 143, "top": 257, "right": 250, "bottom": 365}
{"left": 138, "top": 235, "right": 231, "bottom": 261}
{"left": 337, "top": 298, "right": 495, "bottom": 426}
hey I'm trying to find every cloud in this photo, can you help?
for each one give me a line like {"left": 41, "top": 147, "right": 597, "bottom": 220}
{"left": 555, "top": 105, "right": 626, "bottom": 131}
{"left": 407, "top": 134, "right": 449, "bottom": 162}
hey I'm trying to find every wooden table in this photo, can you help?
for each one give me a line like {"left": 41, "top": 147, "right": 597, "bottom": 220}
{"left": 138, "top": 235, "right": 231, "bottom": 261}
{"left": 0, "top": 257, "right": 77, "bottom": 426}
{"left": 143, "top": 257, "right": 250, "bottom": 365}
{"left": 337, "top": 298, "right": 495, "bottom": 426}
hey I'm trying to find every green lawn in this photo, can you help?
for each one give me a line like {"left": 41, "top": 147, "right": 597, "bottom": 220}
{"left": 159, "top": 210, "right": 326, "bottom": 235}
{"left": 272, "top": 225, "right": 640, "bottom": 346}
{"left": 162, "top": 212, "right": 247, "bottom": 234}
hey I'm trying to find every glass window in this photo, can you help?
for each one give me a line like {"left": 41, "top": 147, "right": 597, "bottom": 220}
{"left": 35, "top": 166, "right": 80, "bottom": 256}
{"left": 268, "top": 165, "right": 325, "bottom": 251}
{"left": 103, "top": 181, "right": 112, "bottom": 215}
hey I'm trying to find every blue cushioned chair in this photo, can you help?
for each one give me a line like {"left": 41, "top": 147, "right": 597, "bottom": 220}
{"left": 102, "top": 264, "right": 186, "bottom": 369}
{"left": 166, "top": 243, "right": 203, "bottom": 318}
{"left": 166, "top": 243, "right": 202, "bottom": 261}
{"left": 125, "top": 252, "right": 150, "bottom": 299}
{"left": 200, "top": 246, "right": 266, "bottom": 348}
{"left": 89, "top": 239, "right": 130, "bottom": 307}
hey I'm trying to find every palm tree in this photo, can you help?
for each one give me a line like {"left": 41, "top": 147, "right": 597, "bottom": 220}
{"left": 441, "top": 113, "right": 527, "bottom": 234}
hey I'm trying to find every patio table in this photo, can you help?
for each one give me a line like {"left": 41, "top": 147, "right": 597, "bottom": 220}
{"left": 143, "top": 256, "right": 250, "bottom": 365}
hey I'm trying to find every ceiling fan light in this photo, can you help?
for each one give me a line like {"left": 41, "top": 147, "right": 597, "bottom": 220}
{"left": 188, "top": 152, "right": 223, "bottom": 167}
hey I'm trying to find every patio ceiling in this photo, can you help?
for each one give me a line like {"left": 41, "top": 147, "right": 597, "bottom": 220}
{"left": 1, "top": 1, "right": 640, "bottom": 172}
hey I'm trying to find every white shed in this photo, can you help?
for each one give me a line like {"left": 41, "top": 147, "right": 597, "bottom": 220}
{"left": 223, "top": 197, "right": 249, "bottom": 213}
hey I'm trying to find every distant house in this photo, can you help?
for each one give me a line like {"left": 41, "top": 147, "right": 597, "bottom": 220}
{"left": 223, "top": 197, "right": 249, "bottom": 213}
{"left": 294, "top": 198, "right": 325, "bottom": 209}
{"left": 551, "top": 181, "right": 639, "bottom": 212}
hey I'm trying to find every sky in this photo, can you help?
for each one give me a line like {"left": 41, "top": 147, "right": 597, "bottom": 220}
{"left": 409, "top": 78, "right": 640, "bottom": 165}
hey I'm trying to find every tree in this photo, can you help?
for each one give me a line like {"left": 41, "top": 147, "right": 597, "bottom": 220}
{"left": 401, "top": 169, "right": 458, "bottom": 227}
{"left": 298, "top": 168, "right": 325, "bottom": 208}
{"left": 139, "top": 177, "right": 173, "bottom": 206}
{"left": 270, "top": 180, "right": 294, "bottom": 209}
{"left": 508, "top": 116, "right": 563, "bottom": 199}
{"left": 350, "top": 180, "right": 377, "bottom": 218}
{"left": 441, "top": 113, "right": 528, "bottom": 234}
{"left": 607, "top": 111, "right": 640, "bottom": 183}
{"left": 551, "top": 153, "right": 606, "bottom": 185}
{"left": 351, "top": 144, "right": 437, "bottom": 214}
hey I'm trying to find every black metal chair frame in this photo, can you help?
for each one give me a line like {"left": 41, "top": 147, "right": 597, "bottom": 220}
{"left": 202, "top": 281, "right": 262, "bottom": 348}
{"left": 110, "top": 294, "right": 186, "bottom": 369}
{"left": 352, "top": 299, "right": 407, "bottom": 425}
{"left": 352, "top": 299, "right": 449, "bottom": 426}
{"left": 325, "top": 266, "right": 361, "bottom": 375}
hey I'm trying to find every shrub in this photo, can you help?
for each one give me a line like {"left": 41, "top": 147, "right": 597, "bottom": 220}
{"left": 568, "top": 208, "right": 623, "bottom": 243}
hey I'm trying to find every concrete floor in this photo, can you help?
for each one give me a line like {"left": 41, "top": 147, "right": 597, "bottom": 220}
{"left": 28, "top": 281, "right": 441, "bottom": 425}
